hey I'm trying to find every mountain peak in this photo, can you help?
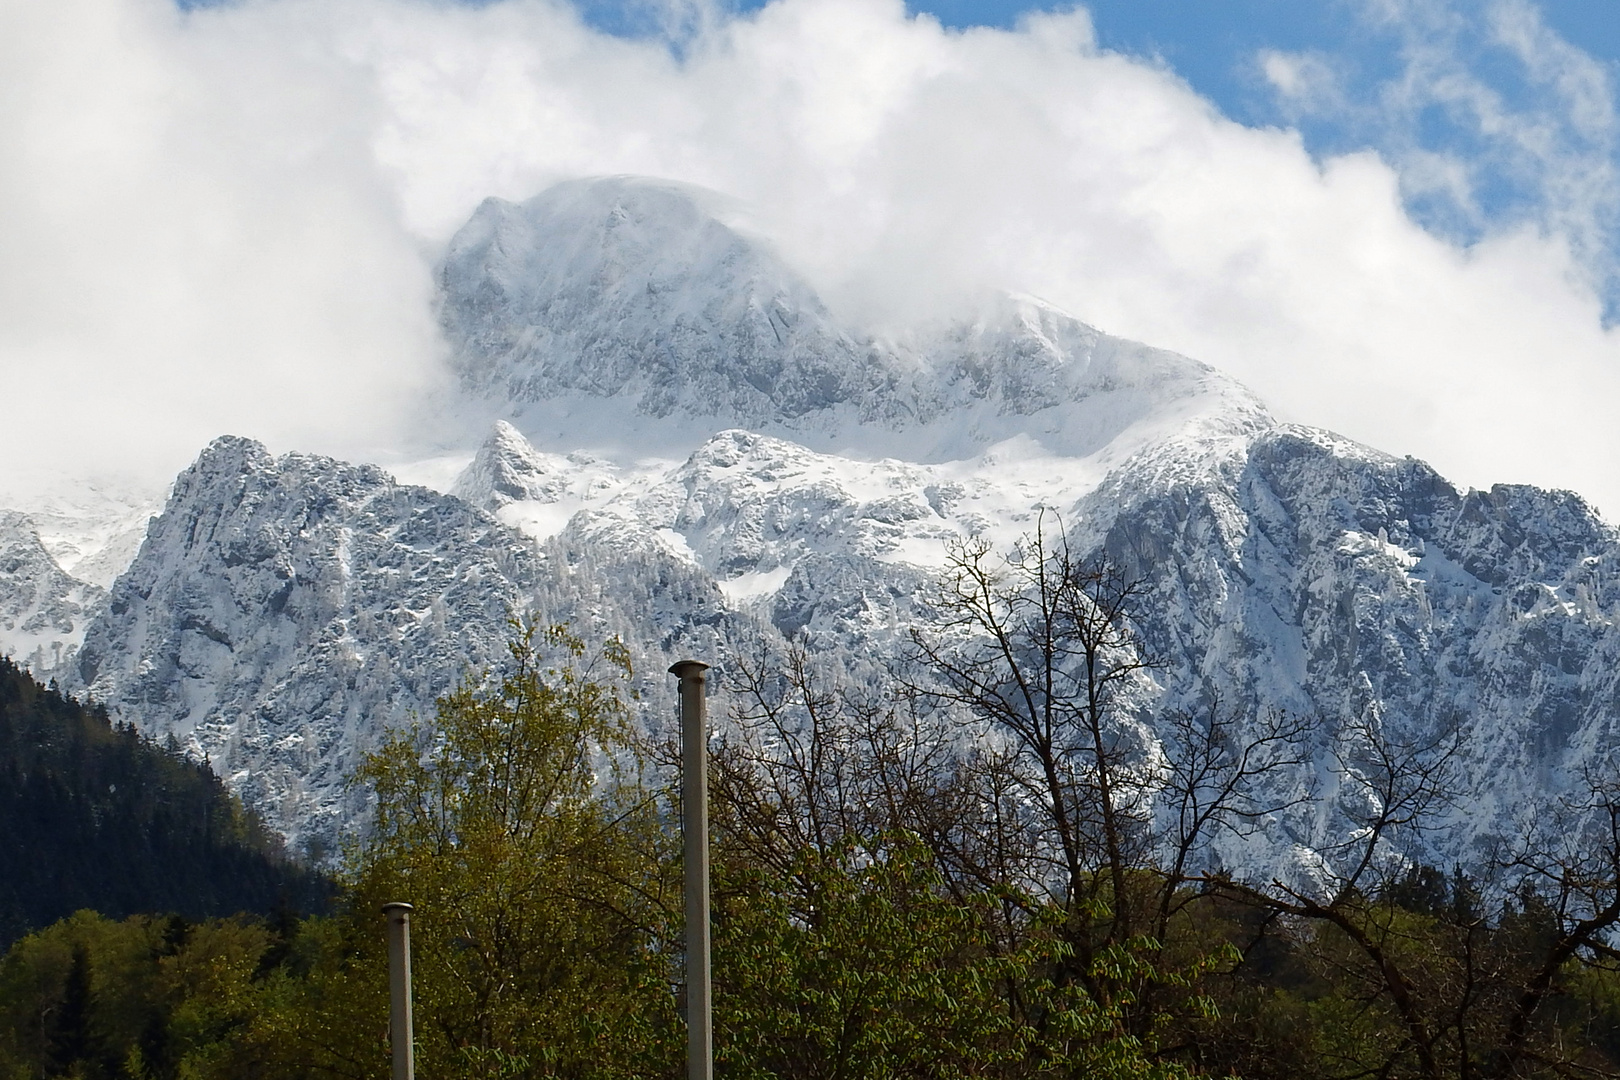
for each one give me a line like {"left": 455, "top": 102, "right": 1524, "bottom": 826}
{"left": 453, "top": 420, "right": 573, "bottom": 510}
{"left": 71, "top": 436, "right": 550, "bottom": 852}
{"left": 438, "top": 175, "right": 1271, "bottom": 460}
{"left": 440, "top": 176, "right": 866, "bottom": 423}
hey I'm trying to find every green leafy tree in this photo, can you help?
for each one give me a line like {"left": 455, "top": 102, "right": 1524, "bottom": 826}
{"left": 43, "top": 945, "right": 94, "bottom": 1078}
{"left": 0, "top": 910, "right": 275, "bottom": 1080}
{"left": 346, "top": 623, "right": 681, "bottom": 1079}
{"left": 714, "top": 832, "right": 1188, "bottom": 1080}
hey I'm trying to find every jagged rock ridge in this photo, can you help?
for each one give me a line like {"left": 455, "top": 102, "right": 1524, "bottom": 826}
{"left": 453, "top": 420, "right": 625, "bottom": 512}
{"left": 1075, "top": 425, "right": 1620, "bottom": 867}
{"left": 66, "top": 435, "right": 752, "bottom": 852}
{"left": 70, "top": 437, "right": 556, "bottom": 853}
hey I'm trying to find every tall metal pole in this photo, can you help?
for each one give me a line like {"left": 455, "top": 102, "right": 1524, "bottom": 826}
{"left": 381, "top": 902, "right": 415, "bottom": 1080}
{"left": 669, "top": 660, "right": 712, "bottom": 1080}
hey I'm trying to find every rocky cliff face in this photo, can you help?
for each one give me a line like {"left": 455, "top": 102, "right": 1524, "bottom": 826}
{"left": 71, "top": 437, "right": 554, "bottom": 853}
{"left": 1054, "top": 425, "right": 1620, "bottom": 876}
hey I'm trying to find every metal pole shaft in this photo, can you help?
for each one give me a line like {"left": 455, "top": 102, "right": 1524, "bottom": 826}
{"left": 381, "top": 902, "right": 415, "bottom": 1080}
{"left": 670, "top": 660, "right": 712, "bottom": 1080}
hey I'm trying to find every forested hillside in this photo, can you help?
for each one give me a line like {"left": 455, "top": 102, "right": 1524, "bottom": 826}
{"left": 0, "top": 656, "right": 327, "bottom": 946}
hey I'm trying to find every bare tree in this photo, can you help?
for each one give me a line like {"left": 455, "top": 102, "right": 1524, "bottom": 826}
{"left": 1204, "top": 711, "right": 1467, "bottom": 1077}
{"left": 901, "top": 516, "right": 1311, "bottom": 1023}
{"left": 710, "top": 632, "right": 978, "bottom": 889}
{"left": 906, "top": 523, "right": 1150, "bottom": 936}
{"left": 715, "top": 518, "right": 1620, "bottom": 1078}
{"left": 1198, "top": 707, "right": 1620, "bottom": 1080}
{"left": 1483, "top": 772, "right": 1620, "bottom": 1079}
{"left": 1153, "top": 699, "right": 1310, "bottom": 946}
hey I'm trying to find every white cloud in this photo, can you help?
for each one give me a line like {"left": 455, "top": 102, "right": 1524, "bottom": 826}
{"left": 1259, "top": 48, "right": 1342, "bottom": 111}
{"left": 1, "top": 0, "right": 1618, "bottom": 519}
{"left": 0, "top": 0, "right": 450, "bottom": 494}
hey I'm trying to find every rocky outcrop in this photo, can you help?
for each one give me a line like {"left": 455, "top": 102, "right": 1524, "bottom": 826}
{"left": 1074, "top": 425, "right": 1620, "bottom": 870}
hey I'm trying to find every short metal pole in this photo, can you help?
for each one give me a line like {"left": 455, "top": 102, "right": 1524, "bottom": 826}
{"left": 381, "top": 902, "right": 415, "bottom": 1080}
{"left": 670, "top": 660, "right": 712, "bottom": 1080}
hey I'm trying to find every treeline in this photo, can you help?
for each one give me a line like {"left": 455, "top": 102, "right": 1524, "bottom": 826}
{"left": 0, "top": 656, "right": 329, "bottom": 947}
{"left": 11, "top": 528, "right": 1620, "bottom": 1078}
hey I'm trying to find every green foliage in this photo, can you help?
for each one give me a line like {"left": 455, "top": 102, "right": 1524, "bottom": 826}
{"left": 0, "top": 910, "right": 277, "bottom": 1080}
{"left": 1163, "top": 869, "right": 1620, "bottom": 1080}
{"left": 713, "top": 834, "right": 1180, "bottom": 1080}
{"left": 717, "top": 835, "right": 1002, "bottom": 1078}
{"left": 344, "top": 622, "right": 681, "bottom": 1079}
{"left": 331, "top": 620, "right": 1190, "bottom": 1079}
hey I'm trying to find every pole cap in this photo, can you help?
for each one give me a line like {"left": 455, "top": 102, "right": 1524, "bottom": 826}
{"left": 668, "top": 659, "right": 710, "bottom": 677}
{"left": 381, "top": 902, "right": 415, "bottom": 915}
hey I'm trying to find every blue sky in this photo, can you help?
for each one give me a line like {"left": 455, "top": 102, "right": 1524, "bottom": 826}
{"left": 1080, "top": 1, "right": 1619, "bottom": 277}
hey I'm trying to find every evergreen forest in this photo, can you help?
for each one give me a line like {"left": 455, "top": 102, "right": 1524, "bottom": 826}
{"left": 0, "top": 656, "right": 329, "bottom": 948}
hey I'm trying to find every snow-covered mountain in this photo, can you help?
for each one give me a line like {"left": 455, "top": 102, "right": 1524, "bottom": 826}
{"left": 1077, "top": 424, "right": 1620, "bottom": 866}
{"left": 438, "top": 176, "right": 1269, "bottom": 461}
{"left": 0, "top": 480, "right": 162, "bottom": 677}
{"left": 14, "top": 173, "right": 1620, "bottom": 877}
{"left": 56, "top": 433, "right": 746, "bottom": 850}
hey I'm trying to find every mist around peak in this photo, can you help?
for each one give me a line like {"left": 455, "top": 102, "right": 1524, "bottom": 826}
{"left": 435, "top": 174, "right": 1273, "bottom": 467}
